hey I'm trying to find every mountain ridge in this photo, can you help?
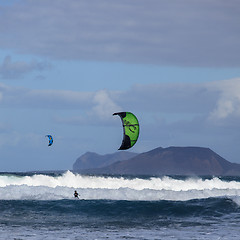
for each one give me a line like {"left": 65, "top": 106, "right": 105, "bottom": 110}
{"left": 73, "top": 146, "right": 240, "bottom": 176}
{"left": 73, "top": 151, "right": 138, "bottom": 170}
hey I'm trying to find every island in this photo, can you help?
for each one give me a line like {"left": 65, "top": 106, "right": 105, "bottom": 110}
{"left": 73, "top": 146, "right": 240, "bottom": 176}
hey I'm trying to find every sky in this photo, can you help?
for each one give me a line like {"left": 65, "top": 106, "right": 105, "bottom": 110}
{"left": 0, "top": 0, "right": 240, "bottom": 171}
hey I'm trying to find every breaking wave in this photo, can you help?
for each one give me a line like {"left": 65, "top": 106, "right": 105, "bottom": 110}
{"left": 1, "top": 171, "right": 240, "bottom": 203}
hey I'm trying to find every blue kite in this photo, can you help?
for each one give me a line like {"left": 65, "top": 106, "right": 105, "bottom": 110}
{"left": 46, "top": 135, "right": 53, "bottom": 146}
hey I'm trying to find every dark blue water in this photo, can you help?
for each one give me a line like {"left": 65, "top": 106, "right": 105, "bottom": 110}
{"left": 1, "top": 172, "right": 240, "bottom": 239}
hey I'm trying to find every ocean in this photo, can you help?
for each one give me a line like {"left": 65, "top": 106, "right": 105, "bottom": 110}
{"left": 0, "top": 171, "right": 240, "bottom": 239}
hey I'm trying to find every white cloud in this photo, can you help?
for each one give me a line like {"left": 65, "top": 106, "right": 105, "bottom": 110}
{"left": 54, "top": 89, "right": 122, "bottom": 125}
{"left": 207, "top": 78, "right": 240, "bottom": 120}
{"left": 210, "top": 99, "right": 234, "bottom": 119}
{"left": 91, "top": 89, "right": 122, "bottom": 120}
{"left": 1, "top": 78, "right": 240, "bottom": 126}
{"left": 0, "top": 84, "right": 122, "bottom": 125}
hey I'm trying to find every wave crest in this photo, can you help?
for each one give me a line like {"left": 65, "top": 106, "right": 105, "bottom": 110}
{"left": 1, "top": 171, "right": 240, "bottom": 202}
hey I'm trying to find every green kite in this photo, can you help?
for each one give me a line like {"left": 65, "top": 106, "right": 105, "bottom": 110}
{"left": 113, "top": 112, "right": 139, "bottom": 150}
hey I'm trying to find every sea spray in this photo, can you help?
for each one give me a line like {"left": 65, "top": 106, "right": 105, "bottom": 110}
{"left": 1, "top": 171, "right": 240, "bottom": 202}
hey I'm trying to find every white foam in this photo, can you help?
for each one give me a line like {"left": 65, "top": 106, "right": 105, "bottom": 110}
{"left": 1, "top": 171, "right": 240, "bottom": 201}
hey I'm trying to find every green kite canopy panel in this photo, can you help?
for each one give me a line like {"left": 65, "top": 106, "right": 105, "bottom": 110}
{"left": 113, "top": 112, "right": 139, "bottom": 150}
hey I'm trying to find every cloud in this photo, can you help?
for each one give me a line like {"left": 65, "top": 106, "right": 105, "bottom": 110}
{"left": 1, "top": 78, "right": 240, "bottom": 127}
{"left": 0, "top": 83, "right": 93, "bottom": 109}
{"left": 115, "top": 82, "right": 218, "bottom": 120}
{"left": 54, "top": 89, "right": 122, "bottom": 125}
{"left": 0, "top": 55, "right": 51, "bottom": 79}
{"left": 0, "top": 84, "right": 122, "bottom": 125}
{"left": 0, "top": 0, "right": 239, "bottom": 67}
{"left": 91, "top": 89, "right": 122, "bottom": 119}
{"left": 207, "top": 78, "right": 240, "bottom": 120}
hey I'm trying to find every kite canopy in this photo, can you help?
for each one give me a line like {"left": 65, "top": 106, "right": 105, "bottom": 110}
{"left": 46, "top": 135, "right": 53, "bottom": 146}
{"left": 113, "top": 112, "right": 139, "bottom": 150}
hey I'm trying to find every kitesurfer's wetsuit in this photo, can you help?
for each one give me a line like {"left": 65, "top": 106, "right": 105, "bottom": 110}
{"left": 74, "top": 191, "right": 79, "bottom": 198}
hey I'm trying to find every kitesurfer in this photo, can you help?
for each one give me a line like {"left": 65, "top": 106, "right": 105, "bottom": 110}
{"left": 74, "top": 190, "right": 79, "bottom": 198}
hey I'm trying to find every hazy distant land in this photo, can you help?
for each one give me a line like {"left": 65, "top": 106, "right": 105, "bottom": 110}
{"left": 73, "top": 146, "right": 240, "bottom": 176}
